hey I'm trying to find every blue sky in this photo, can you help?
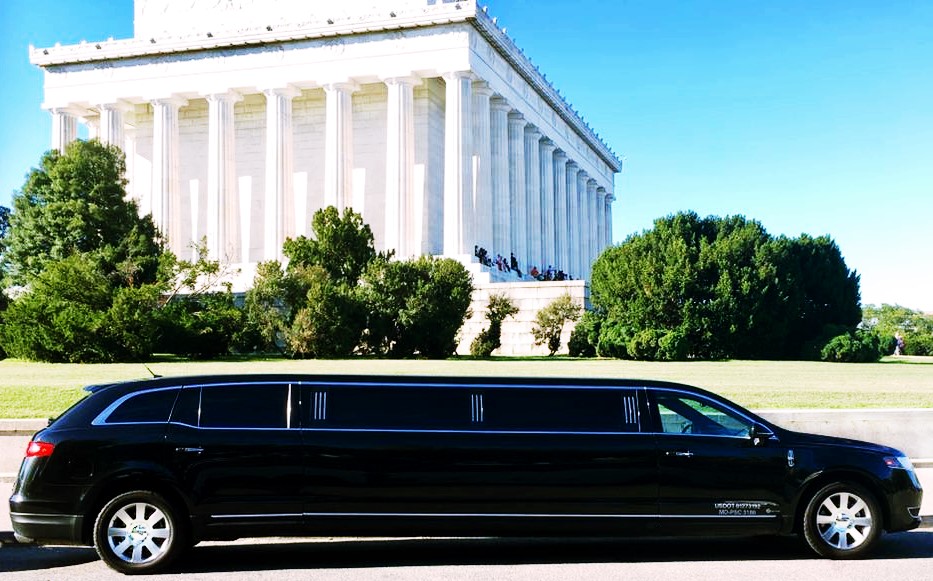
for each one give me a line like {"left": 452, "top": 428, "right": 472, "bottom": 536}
{"left": 1, "top": 0, "right": 931, "bottom": 310}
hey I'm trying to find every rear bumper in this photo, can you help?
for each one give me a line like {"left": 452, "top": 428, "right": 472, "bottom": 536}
{"left": 10, "top": 512, "right": 85, "bottom": 545}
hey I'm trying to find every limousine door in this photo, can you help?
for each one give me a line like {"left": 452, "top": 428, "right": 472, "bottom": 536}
{"left": 166, "top": 382, "right": 305, "bottom": 530}
{"left": 650, "top": 389, "right": 790, "bottom": 534}
{"left": 301, "top": 384, "right": 658, "bottom": 536}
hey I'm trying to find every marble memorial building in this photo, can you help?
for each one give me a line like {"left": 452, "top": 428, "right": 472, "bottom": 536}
{"left": 32, "top": 0, "right": 621, "bottom": 352}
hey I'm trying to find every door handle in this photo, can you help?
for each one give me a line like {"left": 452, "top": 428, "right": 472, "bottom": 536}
{"left": 175, "top": 447, "right": 204, "bottom": 454}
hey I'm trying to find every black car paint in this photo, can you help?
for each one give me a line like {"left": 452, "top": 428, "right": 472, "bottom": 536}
{"left": 10, "top": 375, "right": 923, "bottom": 549}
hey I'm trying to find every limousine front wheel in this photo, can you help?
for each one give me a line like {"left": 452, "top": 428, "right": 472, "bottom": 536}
{"left": 93, "top": 490, "right": 186, "bottom": 574}
{"left": 803, "top": 482, "right": 881, "bottom": 559}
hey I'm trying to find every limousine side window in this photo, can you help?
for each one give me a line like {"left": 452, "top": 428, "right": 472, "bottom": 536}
{"left": 98, "top": 388, "right": 180, "bottom": 425}
{"left": 481, "top": 388, "right": 639, "bottom": 433}
{"left": 655, "top": 391, "right": 752, "bottom": 437}
{"left": 313, "top": 386, "right": 471, "bottom": 430}
{"left": 199, "top": 384, "right": 290, "bottom": 429}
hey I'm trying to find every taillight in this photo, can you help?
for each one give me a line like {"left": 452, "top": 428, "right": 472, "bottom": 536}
{"left": 25, "top": 441, "right": 55, "bottom": 458}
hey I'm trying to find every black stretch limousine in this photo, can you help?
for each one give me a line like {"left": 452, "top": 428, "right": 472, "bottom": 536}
{"left": 10, "top": 375, "right": 923, "bottom": 573}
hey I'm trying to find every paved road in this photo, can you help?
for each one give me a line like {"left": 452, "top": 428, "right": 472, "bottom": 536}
{"left": 2, "top": 530, "right": 933, "bottom": 581}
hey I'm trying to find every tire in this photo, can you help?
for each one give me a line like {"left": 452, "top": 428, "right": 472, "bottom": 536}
{"left": 802, "top": 482, "right": 882, "bottom": 559}
{"left": 93, "top": 490, "right": 186, "bottom": 574}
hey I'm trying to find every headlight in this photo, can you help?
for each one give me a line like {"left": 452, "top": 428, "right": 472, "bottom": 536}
{"left": 884, "top": 456, "right": 915, "bottom": 471}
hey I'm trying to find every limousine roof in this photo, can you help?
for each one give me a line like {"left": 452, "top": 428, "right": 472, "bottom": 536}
{"left": 83, "top": 374, "right": 709, "bottom": 396}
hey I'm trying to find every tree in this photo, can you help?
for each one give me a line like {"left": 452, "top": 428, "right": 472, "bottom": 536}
{"left": 531, "top": 293, "right": 582, "bottom": 356}
{"left": 471, "top": 293, "right": 519, "bottom": 357}
{"left": 362, "top": 256, "right": 473, "bottom": 358}
{"left": 862, "top": 304, "right": 933, "bottom": 356}
{"left": 283, "top": 206, "right": 387, "bottom": 285}
{"left": 589, "top": 212, "right": 862, "bottom": 360}
{"left": 2, "top": 140, "right": 161, "bottom": 286}
{"left": 0, "top": 205, "right": 10, "bottom": 251}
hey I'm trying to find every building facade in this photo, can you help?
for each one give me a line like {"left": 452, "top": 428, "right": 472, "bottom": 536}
{"left": 32, "top": 0, "right": 621, "bottom": 293}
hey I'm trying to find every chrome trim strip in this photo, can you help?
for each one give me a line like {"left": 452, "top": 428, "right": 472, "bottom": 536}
{"left": 287, "top": 384, "right": 293, "bottom": 429}
{"left": 289, "top": 512, "right": 775, "bottom": 520}
{"left": 212, "top": 513, "right": 304, "bottom": 520}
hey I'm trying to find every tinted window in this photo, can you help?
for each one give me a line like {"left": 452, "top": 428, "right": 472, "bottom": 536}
{"left": 317, "top": 386, "right": 471, "bottom": 430}
{"left": 105, "top": 389, "right": 179, "bottom": 424}
{"left": 170, "top": 387, "right": 200, "bottom": 427}
{"left": 200, "top": 384, "right": 289, "bottom": 429}
{"left": 481, "top": 388, "right": 637, "bottom": 433}
{"left": 655, "top": 391, "right": 752, "bottom": 437}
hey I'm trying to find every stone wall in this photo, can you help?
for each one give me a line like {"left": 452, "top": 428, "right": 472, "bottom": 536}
{"left": 458, "top": 280, "right": 588, "bottom": 356}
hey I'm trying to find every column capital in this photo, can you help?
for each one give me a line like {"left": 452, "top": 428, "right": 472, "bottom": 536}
{"left": 490, "top": 96, "right": 512, "bottom": 112}
{"left": 205, "top": 91, "right": 243, "bottom": 104}
{"left": 151, "top": 96, "right": 189, "bottom": 108}
{"left": 383, "top": 76, "right": 422, "bottom": 88}
{"left": 261, "top": 85, "right": 301, "bottom": 99}
{"left": 587, "top": 178, "right": 598, "bottom": 189}
{"left": 442, "top": 70, "right": 474, "bottom": 82}
{"left": 97, "top": 100, "right": 134, "bottom": 113}
{"left": 323, "top": 81, "right": 360, "bottom": 93}
{"left": 540, "top": 138, "right": 557, "bottom": 152}
{"left": 555, "top": 150, "right": 569, "bottom": 162}
{"left": 508, "top": 111, "right": 525, "bottom": 124}
{"left": 48, "top": 104, "right": 88, "bottom": 117}
{"left": 472, "top": 80, "right": 495, "bottom": 97}
{"left": 524, "top": 125, "right": 541, "bottom": 139}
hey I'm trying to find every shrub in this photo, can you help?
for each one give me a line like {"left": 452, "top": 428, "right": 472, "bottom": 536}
{"left": 531, "top": 294, "right": 582, "bottom": 356}
{"left": 596, "top": 318, "right": 631, "bottom": 359}
{"left": 904, "top": 333, "right": 933, "bottom": 356}
{"left": 156, "top": 292, "right": 244, "bottom": 359}
{"left": 470, "top": 293, "right": 518, "bottom": 357}
{"left": 568, "top": 310, "right": 601, "bottom": 357}
{"left": 819, "top": 331, "right": 885, "bottom": 363}
{"left": 627, "top": 328, "right": 665, "bottom": 361}
{"left": 285, "top": 267, "right": 366, "bottom": 358}
{"left": 657, "top": 329, "right": 690, "bottom": 361}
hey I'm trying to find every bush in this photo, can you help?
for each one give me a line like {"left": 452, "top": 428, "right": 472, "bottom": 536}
{"left": 156, "top": 292, "right": 244, "bottom": 359}
{"left": 471, "top": 293, "right": 518, "bottom": 357}
{"left": 596, "top": 318, "right": 631, "bottom": 359}
{"left": 568, "top": 310, "right": 601, "bottom": 357}
{"left": 284, "top": 266, "right": 366, "bottom": 358}
{"left": 819, "top": 331, "right": 886, "bottom": 363}
{"left": 658, "top": 329, "right": 690, "bottom": 361}
{"left": 627, "top": 328, "right": 665, "bottom": 361}
{"left": 904, "top": 333, "right": 933, "bottom": 356}
{"left": 531, "top": 294, "right": 582, "bottom": 356}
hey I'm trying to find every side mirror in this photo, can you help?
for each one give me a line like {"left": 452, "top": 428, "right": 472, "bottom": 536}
{"left": 749, "top": 424, "right": 775, "bottom": 447}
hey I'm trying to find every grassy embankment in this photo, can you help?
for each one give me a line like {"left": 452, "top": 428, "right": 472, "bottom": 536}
{"left": 1, "top": 356, "right": 931, "bottom": 419}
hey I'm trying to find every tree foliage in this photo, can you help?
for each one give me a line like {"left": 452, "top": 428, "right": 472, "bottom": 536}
{"left": 531, "top": 293, "right": 582, "bottom": 356}
{"left": 471, "top": 293, "right": 519, "bottom": 357}
{"left": 862, "top": 304, "right": 933, "bottom": 356}
{"left": 2, "top": 140, "right": 161, "bottom": 286}
{"left": 244, "top": 207, "right": 473, "bottom": 359}
{"left": 589, "top": 212, "right": 862, "bottom": 360}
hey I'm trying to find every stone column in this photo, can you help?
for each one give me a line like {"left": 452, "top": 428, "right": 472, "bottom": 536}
{"left": 98, "top": 102, "right": 129, "bottom": 148}
{"left": 523, "top": 126, "right": 541, "bottom": 272}
{"left": 443, "top": 72, "right": 474, "bottom": 257}
{"left": 262, "top": 87, "right": 299, "bottom": 261}
{"left": 595, "top": 187, "right": 607, "bottom": 255}
{"left": 554, "top": 152, "right": 568, "bottom": 275}
{"left": 539, "top": 139, "right": 557, "bottom": 272}
{"left": 323, "top": 82, "right": 358, "bottom": 212}
{"left": 151, "top": 97, "right": 187, "bottom": 249}
{"left": 490, "top": 98, "right": 511, "bottom": 260}
{"left": 606, "top": 193, "right": 615, "bottom": 248}
{"left": 586, "top": 179, "right": 598, "bottom": 279}
{"left": 472, "top": 81, "right": 494, "bottom": 256}
{"left": 206, "top": 91, "right": 242, "bottom": 261}
{"left": 50, "top": 108, "right": 78, "bottom": 153}
{"left": 575, "top": 169, "right": 588, "bottom": 280}
{"left": 384, "top": 77, "right": 419, "bottom": 257}
{"left": 507, "top": 112, "right": 527, "bottom": 275}
{"left": 565, "top": 162, "right": 579, "bottom": 278}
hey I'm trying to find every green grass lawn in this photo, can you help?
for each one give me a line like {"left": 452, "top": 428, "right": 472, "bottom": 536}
{"left": 0, "top": 356, "right": 931, "bottom": 419}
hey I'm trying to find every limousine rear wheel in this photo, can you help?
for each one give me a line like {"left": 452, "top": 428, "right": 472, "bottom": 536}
{"left": 803, "top": 482, "right": 881, "bottom": 559}
{"left": 93, "top": 490, "right": 186, "bottom": 574}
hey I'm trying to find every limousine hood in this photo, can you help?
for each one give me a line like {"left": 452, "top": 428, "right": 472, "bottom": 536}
{"left": 782, "top": 430, "right": 904, "bottom": 457}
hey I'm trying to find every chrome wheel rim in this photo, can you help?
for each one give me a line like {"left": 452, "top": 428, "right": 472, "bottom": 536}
{"left": 815, "top": 491, "right": 873, "bottom": 551}
{"left": 106, "top": 502, "right": 173, "bottom": 564}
